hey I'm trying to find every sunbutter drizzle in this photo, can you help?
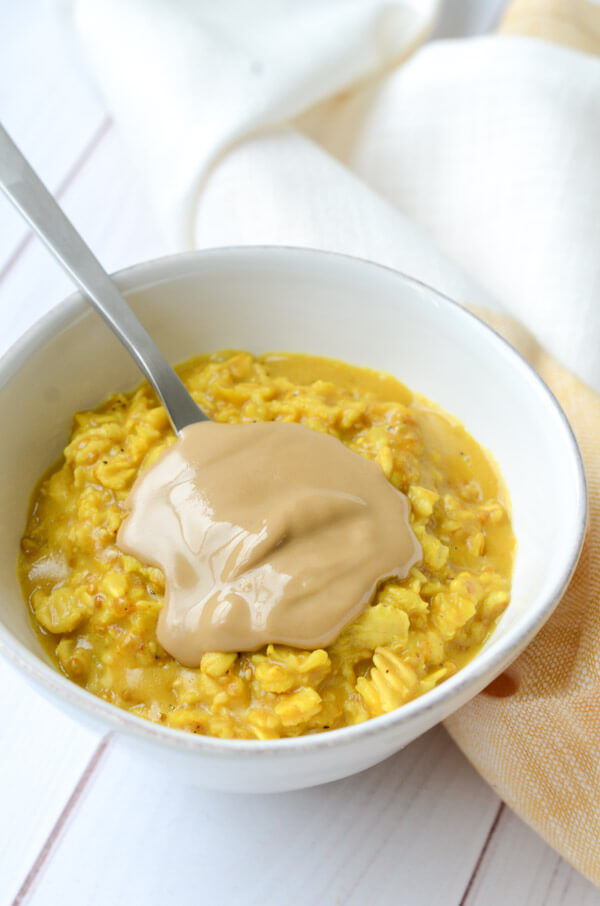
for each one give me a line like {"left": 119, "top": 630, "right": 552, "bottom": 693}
{"left": 117, "top": 421, "right": 421, "bottom": 666}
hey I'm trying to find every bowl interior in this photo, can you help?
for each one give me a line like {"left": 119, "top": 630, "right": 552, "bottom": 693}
{"left": 0, "top": 248, "right": 585, "bottom": 731}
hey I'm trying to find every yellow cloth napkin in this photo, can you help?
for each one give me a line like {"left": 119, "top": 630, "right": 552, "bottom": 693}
{"left": 445, "top": 1, "right": 600, "bottom": 885}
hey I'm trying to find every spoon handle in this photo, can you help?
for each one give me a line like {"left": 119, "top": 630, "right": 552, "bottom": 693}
{"left": 0, "top": 124, "right": 206, "bottom": 433}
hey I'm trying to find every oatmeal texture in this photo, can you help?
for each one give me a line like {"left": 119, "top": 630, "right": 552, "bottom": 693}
{"left": 19, "top": 351, "right": 515, "bottom": 739}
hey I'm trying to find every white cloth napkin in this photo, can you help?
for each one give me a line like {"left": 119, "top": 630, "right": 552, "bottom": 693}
{"left": 64, "top": 0, "right": 600, "bottom": 392}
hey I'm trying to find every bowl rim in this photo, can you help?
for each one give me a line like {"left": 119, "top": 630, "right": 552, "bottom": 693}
{"left": 0, "top": 245, "right": 588, "bottom": 758}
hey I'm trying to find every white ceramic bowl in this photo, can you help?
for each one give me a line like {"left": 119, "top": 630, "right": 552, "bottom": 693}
{"left": 0, "top": 247, "right": 586, "bottom": 793}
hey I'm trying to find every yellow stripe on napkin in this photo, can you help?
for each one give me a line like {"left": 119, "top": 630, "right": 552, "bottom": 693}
{"left": 499, "top": 0, "right": 600, "bottom": 55}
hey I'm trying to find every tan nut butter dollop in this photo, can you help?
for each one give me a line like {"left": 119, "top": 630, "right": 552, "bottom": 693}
{"left": 117, "top": 422, "right": 421, "bottom": 666}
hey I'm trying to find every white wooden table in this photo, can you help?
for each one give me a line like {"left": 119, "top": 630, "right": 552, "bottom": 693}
{"left": 1, "top": 3, "right": 598, "bottom": 903}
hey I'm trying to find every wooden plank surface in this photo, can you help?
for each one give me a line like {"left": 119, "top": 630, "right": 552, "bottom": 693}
{"left": 0, "top": 0, "right": 107, "bottom": 269}
{"left": 23, "top": 727, "right": 500, "bottom": 906}
{"left": 0, "top": 2, "right": 598, "bottom": 903}
{"left": 0, "top": 660, "right": 101, "bottom": 905}
{"left": 464, "top": 807, "right": 600, "bottom": 906}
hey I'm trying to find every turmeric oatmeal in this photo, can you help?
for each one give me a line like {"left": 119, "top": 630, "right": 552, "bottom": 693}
{"left": 18, "top": 351, "right": 515, "bottom": 739}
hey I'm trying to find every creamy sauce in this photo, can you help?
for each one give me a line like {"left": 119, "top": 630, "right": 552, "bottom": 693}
{"left": 117, "top": 421, "right": 421, "bottom": 666}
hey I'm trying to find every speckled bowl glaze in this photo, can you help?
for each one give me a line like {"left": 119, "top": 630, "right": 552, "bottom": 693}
{"left": 0, "top": 247, "right": 586, "bottom": 792}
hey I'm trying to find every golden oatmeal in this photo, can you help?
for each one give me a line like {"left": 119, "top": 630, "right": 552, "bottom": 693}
{"left": 18, "top": 351, "right": 515, "bottom": 739}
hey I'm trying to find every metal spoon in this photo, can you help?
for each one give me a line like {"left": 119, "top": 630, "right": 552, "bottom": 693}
{"left": 0, "top": 124, "right": 206, "bottom": 434}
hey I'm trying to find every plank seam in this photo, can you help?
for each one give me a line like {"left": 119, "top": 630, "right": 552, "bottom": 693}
{"left": 11, "top": 734, "right": 112, "bottom": 906}
{"left": 458, "top": 802, "right": 505, "bottom": 906}
{"left": 0, "top": 115, "right": 113, "bottom": 285}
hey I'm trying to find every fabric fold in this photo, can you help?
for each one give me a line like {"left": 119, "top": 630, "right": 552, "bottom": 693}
{"left": 71, "top": 0, "right": 439, "bottom": 245}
